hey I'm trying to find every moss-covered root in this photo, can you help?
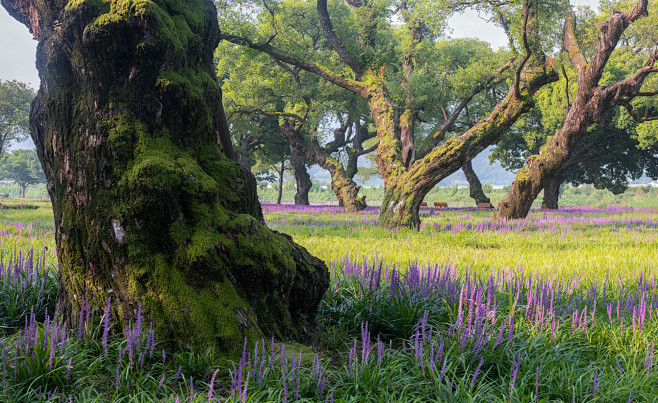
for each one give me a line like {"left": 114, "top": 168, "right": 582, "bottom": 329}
{"left": 4, "top": 0, "right": 329, "bottom": 358}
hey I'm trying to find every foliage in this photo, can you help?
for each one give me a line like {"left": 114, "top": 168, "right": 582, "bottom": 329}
{"left": 0, "top": 80, "right": 34, "bottom": 158}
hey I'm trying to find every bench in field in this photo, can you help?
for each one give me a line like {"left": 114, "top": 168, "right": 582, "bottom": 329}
{"left": 434, "top": 202, "right": 448, "bottom": 208}
{"left": 420, "top": 202, "right": 428, "bottom": 207}
{"left": 478, "top": 202, "right": 493, "bottom": 210}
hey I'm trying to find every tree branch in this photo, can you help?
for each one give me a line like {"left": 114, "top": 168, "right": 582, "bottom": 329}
{"left": 604, "top": 51, "right": 658, "bottom": 107}
{"left": 562, "top": 0, "right": 588, "bottom": 77}
{"left": 261, "top": 0, "right": 278, "bottom": 44}
{"left": 316, "top": 0, "right": 364, "bottom": 76}
{"left": 416, "top": 56, "right": 515, "bottom": 159}
{"left": 621, "top": 102, "right": 658, "bottom": 123}
{"left": 221, "top": 33, "right": 366, "bottom": 94}
{"left": 512, "top": 0, "right": 533, "bottom": 99}
{"left": 586, "top": 0, "right": 649, "bottom": 87}
{"left": 496, "top": 10, "right": 516, "bottom": 53}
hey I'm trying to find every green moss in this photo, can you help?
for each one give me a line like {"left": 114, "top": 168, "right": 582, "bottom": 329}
{"left": 35, "top": 0, "right": 327, "bottom": 359}
{"left": 65, "top": 0, "right": 107, "bottom": 13}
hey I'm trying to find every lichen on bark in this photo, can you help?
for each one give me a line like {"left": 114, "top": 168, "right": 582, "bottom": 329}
{"left": 2, "top": 0, "right": 328, "bottom": 357}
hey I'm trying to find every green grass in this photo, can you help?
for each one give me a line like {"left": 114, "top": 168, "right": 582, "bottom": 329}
{"left": 1, "top": 200, "right": 658, "bottom": 401}
{"left": 266, "top": 207, "right": 658, "bottom": 283}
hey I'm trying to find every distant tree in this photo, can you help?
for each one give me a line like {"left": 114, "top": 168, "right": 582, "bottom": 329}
{"left": 0, "top": 80, "right": 34, "bottom": 157}
{"left": 0, "top": 149, "right": 46, "bottom": 198}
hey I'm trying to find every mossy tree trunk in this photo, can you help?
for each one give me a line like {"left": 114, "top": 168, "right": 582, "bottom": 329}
{"left": 375, "top": 57, "right": 557, "bottom": 228}
{"left": 290, "top": 146, "right": 311, "bottom": 205}
{"left": 2, "top": 0, "right": 328, "bottom": 355}
{"left": 541, "top": 174, "right": 562, "bottom": 209}
{"left": 462, "top": 161, "right": 491, "bottom": 205}
{"left": 499, "top": 0, "right": 657, "bottom": 219}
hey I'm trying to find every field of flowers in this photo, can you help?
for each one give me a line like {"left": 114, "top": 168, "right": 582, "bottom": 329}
{"left": 1, "top": 202, "right": 658, "bottom": 401}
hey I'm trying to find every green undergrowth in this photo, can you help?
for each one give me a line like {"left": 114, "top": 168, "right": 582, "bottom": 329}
{"left": 1, "top": 203, "right": 658, "bottom": 400}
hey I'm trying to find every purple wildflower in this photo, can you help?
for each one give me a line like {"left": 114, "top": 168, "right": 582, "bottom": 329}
{"left": 592, "top": 369, "right": 598, "bottom": 396}
{"left": 102, "top": 297, "right": 111, "bottom": 357}
{"left": 471, "top": 358, "right": 484, "bottom": 388}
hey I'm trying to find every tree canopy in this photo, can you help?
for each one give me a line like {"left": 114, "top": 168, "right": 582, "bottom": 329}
{"left": 0, "top": 80, "right": 34, "bottom": 158}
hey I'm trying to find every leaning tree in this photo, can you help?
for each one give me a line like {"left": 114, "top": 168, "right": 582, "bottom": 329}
{"left": 0, "top": 0, "right": 328, "bottom": 356}
{"left": 499, "top": 0, "right": 658, "bottom": 218}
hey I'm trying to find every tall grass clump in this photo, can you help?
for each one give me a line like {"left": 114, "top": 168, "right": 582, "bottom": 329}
{"left": 0, "top": 249, "right": 57, "bottom": 332}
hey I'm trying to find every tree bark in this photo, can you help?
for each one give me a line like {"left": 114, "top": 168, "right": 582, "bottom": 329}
{"left": 541, "top": 174, "right": 562, "bottom": 209}
{"left": 462, "top": 161, "right": 490, "bottom": 205}
{"left": 290, "top": 146, "right": 311, "bottom": 205}
{"left": 2, "top": 0, "right": 328, "bottom": 355}
{"left": 276, "top": 160, "right": 285, "bottom": 204}
{"left": 499, "top": 0, "right": 655, "bottom": 219}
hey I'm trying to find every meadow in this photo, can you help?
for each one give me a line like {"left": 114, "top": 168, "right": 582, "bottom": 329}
{"left": 1, "top": 201, "right": 658, "bottom": 401}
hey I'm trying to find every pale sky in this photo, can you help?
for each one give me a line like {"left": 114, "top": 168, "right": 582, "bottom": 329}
{"left": 0, "top": 1, "right": 600, "bottom": 149}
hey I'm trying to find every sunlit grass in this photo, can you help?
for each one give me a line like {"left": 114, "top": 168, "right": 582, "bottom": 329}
{"left": 1, "top": 201, "right": 658, "bottom": 400}
{"left": 265, "top": 206, "right": 658, "bottom": 283}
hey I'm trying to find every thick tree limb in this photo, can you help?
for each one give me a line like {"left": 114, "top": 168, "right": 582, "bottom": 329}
{"left": 221, "top": 34, "right": 366, "bottom": 94}
{"left": 563, "top": 1, "right": 588, "bottom": 77}
{"left": 317, "top": 0, "right": 364, "bottom": 76}
{"left": 416, "top": 57, "right": 515, "bottom": 159}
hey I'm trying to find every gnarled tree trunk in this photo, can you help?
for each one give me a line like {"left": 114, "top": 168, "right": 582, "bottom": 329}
{"left": 375, "top": 57, "right": 557, "bottom": 228}
{"left": 499, "top": 0, "right": 656, "bottom": 219}
{"left": 462, "top": 161, "right": 491, "bottom": 205}
{"left": 290, "top": 146, "right": 311, "bottom": 205}
{"left": 282, "top": 122, "right": 366, "bottom": 212}
{"left": 2, "top": 0, "right": 328, "bottom": 356}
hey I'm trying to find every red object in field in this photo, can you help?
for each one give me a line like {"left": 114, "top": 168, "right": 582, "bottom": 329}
{"left": 434, "top": 202, "right": 448, "bottom": 208}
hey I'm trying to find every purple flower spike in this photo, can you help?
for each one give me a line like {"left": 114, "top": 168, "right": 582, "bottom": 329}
{"left": 471, "top": 358, "right": 484, "bottom": 388}
{"left": 592, "top": 369, "right": 598, "bottom": 396}
{"left": 535, "top": 364, "right": 540, "bottom": 396}
{"left": 102, "top": 297, "right": 111, "bottom": 357}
